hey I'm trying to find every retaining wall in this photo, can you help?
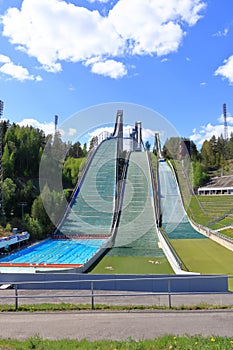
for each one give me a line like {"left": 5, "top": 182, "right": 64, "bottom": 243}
{"left": 0, "top": 273, "right": 228, "bottom": 293}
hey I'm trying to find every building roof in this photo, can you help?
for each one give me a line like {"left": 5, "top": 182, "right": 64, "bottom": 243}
{"left": 199, "top": 175, "right": 233, "bottom": 189}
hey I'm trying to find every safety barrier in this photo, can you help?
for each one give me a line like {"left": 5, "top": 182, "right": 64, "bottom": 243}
{"left": 0, "top": 232, "right": 30, "bottom": 249}
{"left": 0, "top": 274, "right": 229, "bottom": 310}
{"left": 189, "top": 218, "right": 233, "bottom": 252}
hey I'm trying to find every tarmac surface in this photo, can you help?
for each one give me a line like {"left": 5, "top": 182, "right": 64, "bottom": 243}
{"left": 0, "top": 290, "right": 233, "bottom": 340}
{"left": 0, "top": 310, "right": 233, "bottom": 340}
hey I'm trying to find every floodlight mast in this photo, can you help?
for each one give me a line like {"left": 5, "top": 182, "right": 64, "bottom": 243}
{"left": 223, "top": 103, "right": 228, "bottom": 141}
{"left": 55, "top": 115, "right": 58, "bottom": 133}
{"left": 0, "top": 100, "right": 4, "bottom": 215}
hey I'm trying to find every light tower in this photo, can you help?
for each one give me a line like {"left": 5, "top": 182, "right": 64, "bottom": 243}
{"left": 223, "top": 103, "right": 228, "bottom": 141}
{"left": 55, "top": 115, "right": 58, "bottom": 133}
{"left": 0, "top": 100, "right": 4, "bottom": 215}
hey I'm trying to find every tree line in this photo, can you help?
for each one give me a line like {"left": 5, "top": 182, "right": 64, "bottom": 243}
{"left": 1, "top": 121, "right": 88, "bottom": 240}
{"left": 163, "top": 134, "right": 233, "bottom": 190}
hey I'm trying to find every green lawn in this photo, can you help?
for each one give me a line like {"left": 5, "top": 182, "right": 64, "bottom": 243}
{"left": 1, "top": 335, "right": 233, "bottom": 350}
{"left": 171, "top": 238, "right": 233, "bottom": 274}
{"left": 187, "top": 195, "right": 233, "bottom": 230}
{"left": 219, "top": 228, "right": 233, "bottom": 239}
{"left": 90, "top": 189, "right": 233, "bottom": 276}
{"left": 90, "top": 256, "right": 174, "bottom": 274}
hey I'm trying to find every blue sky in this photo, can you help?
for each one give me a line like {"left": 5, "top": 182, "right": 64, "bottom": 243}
{"left": 0, "top": 0, "right": 233, "bottom": 147}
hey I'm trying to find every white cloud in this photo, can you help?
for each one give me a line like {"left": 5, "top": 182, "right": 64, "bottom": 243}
{"left": 142, "top": 128, "right": 156, "bottom": 141}
{"left": 227, "top": 117, "right": 233, "bottom": 124}
{"left": 88, "top": 125, "right": 156, "bottom": 140}
{"left": 68, "top": 84, "right": 75, "bottom": 91}
{"left": 0, "top": 61, "right": 42, "bottom": 82}
{"left": 215, "top": 55, "right": 233, "bottom": 84}
{"left": 1, "top": 0, "right": 206, "bottom": 78}
{"left": 89, "top": 126, "right": 114, "bottom": 137}
{"left": 190, "top": 120, "right": 233, "bottom": 147}
{"left": 218, "top": 113, "right": 233, "bottom": 125}
{"left": 90, "top": 59, "right": 127, "bottom": 78}
{"left": 88, "top": 0, "right": 110, "bottom": 2}
{"left": 200, "top": 81, "right": 206, "bottom": 86}
{"left": 213, "top": 28, "right": 229, "bottom": 37}
{"left": 108, "top": 0, "right": 206, "bottom": 56}
{"left": 0, "top": 53, "right": 42, "bottom": 81}
{"left": 0, "top": 54, "right": 11, "bottom": 63}
{"left": 2, "top": 0, "right": 124, "bottom": 75}
{"left": 68, "top": 128, "right": 77, "bottom": 136}
{"left": 18, "top": 118, "right": 55, "bottom": 134}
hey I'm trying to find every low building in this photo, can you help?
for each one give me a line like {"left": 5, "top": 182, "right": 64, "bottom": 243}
{"left": 198, "top": 175, "right": 233, "bottom": 195}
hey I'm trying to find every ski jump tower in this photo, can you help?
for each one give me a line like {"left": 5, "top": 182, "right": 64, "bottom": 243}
{"left": 130, "top": 121, "right": 142, "bottom": 151}
{"left": 154, "top": 132, "right": 162, "bottom": 158}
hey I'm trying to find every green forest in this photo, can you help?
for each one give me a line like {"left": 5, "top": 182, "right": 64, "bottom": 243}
{"left": 0, "top": 121, "right": 87, "bottom": 240}
{"left": 163, "top": 134, "right": 233, "bottom": 189}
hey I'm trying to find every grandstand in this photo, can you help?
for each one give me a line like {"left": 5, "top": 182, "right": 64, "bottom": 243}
{"left": 198, "top": 175, "right": 233, "bottom": 195}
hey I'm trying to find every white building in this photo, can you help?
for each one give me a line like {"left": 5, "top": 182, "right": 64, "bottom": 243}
{"left": 198, "top": 176, "right": 233, "bottom": 195}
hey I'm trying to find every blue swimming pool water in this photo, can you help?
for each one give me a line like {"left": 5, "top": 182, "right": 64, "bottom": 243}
{"left": 0, "top": 238, "right": 107, "bottom": 265}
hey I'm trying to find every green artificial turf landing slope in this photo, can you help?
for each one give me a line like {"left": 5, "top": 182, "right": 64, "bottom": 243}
{"left": 171, "top": 238, "right": 233, "bottom": 274}
{"left": 90, "top": 256, "right": 174, "bottom": 274}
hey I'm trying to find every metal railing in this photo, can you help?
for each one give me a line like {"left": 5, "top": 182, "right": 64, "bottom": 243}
{"left": 0, "top": 275, "right": 231, "bottom": 311}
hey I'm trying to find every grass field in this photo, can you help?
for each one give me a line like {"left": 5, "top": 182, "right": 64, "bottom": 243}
{"left": 187, "top": 195, "right": 233, "bottom": 232}
{"left": 90, "top": 164, "right": 233, "bottom": 276}
{"left": 219, "top": 228, "right": 233, "bottom": 239}
{"left": 90, "top": 256, "right": 174, "bottom": 274}
{"left": 171, "top": 238, "right": 233, "bottom": 274}
{"left": 0, "top": 335, "right": 233, "bottom": 349}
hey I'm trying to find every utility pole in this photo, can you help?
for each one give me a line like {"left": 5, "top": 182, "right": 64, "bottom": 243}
{"left": 18, "top": 202, "right": 27, "bottom": 220}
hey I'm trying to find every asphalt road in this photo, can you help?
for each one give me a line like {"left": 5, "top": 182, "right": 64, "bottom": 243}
{"left": 0, "top": 310, "right": 233, "bottom": 340}
{"left": 1, "top": 289, "right": 233, "bottom": 340}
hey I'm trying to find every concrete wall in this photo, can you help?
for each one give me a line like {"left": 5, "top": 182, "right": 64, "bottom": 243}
{"left": 0, "top": 273, "right": 228, "bottom": 293}
{"left": 190, "top": 219, "right": 233, "bottom": 252}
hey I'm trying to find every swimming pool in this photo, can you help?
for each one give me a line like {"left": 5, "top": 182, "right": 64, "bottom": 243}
{"left": 0, "top": 238, "right": 107, "bottom": 269}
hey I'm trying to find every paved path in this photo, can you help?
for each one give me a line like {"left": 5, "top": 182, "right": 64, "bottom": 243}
{"left": 0, "top": 310, "right": 233, "bottom": 340}
{"left": 1, "top": 290, "right": 233, "bottom": 340}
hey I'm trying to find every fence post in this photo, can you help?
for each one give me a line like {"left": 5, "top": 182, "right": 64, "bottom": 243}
{"left": 91, "top": 281, "right": 94, "bottom": 310}
{"left": 14, "top": 284, "right": 18, "bottom": 311}
{"left": 168, "top": 279, "right": 172, "bottom": 308}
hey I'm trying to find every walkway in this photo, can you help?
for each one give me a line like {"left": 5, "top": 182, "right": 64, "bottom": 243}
{"left": 0, "top": 309, "right": 232, "bottom": 340}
